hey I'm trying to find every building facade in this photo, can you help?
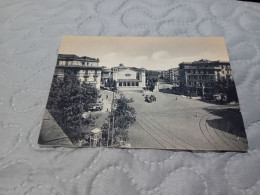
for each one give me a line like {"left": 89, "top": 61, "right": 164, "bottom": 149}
{"left": 169, "top": 68, "right": 180, "bottom": 87}
{"left": 179, "top": 59, "right": 232, "bottom": 96}
{"left": 161, "top": 70, "right": 170, "bottom": 81}
{"left": 111, "top": 64, "right": 146, "bottom": 91}
{"left": 101, "top": 67, "right": 111, "bottom": 87}
{"left": 54, "top": 54, "right": 102, "bottom": 89}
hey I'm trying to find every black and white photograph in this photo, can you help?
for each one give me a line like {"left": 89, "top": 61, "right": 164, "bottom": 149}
{"left": 38, "top": 36, "right": 248, "bottom": 151}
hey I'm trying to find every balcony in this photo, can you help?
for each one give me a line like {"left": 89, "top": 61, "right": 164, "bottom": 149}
{"left": 184, "top": 66, "right": 222, "bottom": 70}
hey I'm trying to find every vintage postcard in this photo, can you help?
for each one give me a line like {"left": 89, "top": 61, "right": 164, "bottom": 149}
{"left": 38, "top": 36, "right": 248, "bottom": 152}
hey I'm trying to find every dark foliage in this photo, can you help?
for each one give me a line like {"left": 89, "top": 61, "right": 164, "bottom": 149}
{"left": 47, "top": 70, "right": 99, "bottom": 143}
{"left": 146, "top": 70, "right": 160, "bottom": 91}
{"left": 105, "top": 78, "right": 117, "bottom": 91}
{"left": 101, "top": 93, "right": 136, "bottom": 145}
{"left": 215, "top": 77, "right": 239, "bottom": 102}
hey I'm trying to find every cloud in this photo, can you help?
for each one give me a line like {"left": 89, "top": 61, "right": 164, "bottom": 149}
{"left": 151, "top": 51, "right": 170, "bottom": 60}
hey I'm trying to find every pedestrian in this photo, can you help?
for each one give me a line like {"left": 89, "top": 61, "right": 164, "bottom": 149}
{"left": 175, "top": 97, "right": 178, "bottom": 100}
{"left": 106, "top": 95, "right": 108, "bottom": 99}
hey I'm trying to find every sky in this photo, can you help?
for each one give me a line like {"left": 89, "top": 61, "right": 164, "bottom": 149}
{"left": 59, "top": 36, "right": 230, "bottom": 70}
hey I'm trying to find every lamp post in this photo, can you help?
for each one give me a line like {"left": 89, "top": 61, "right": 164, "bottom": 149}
{"left": 110, "top": 91, "right": 115, "bottom": 147}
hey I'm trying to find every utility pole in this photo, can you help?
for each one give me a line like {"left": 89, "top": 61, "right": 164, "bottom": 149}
{"left": 78, "top": 83, "right": 82, "bottom": 146}
{"left": 110, "top": 90, "right": 115, "bottom": 147}
{"left": 106, "top": 114, "right": 110, "bottom": 147}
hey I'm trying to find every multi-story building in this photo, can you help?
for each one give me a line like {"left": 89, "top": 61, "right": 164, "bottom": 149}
{"left": 161, "top": 70, "right": 170, "bottom": 81}
{"left": 179, "top": 59, "right": 232, "bottom": 96}
{"left": 169, "top": 68, "right": 180, "bottom": 87}
{"left": 54, "top": 54, "right": 102, "bottom": 89}
{"left": 101, "top": 67, "right": 111, "bottom": 87}
{"left": 111, "top": 63, "right": 146, "bottom": 91}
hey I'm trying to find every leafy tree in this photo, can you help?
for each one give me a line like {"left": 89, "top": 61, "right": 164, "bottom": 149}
{"left": 102, "top": 93, "right": 136, "bottom": 145}
{"left": 214, "top": 76, "right": 238, "bottom": 102}
{"left": 47, "top": 70, "right": 99, "bottom": 143}
{"left": 226, "top": 78, "right": 239, "bottom": 102}
{"left": 105, "top": 78, "right": 117, "bottom": 91}
{"left": 146, "top": 70, "right": 160, "bottom": 91}
{"left": 113, "top": 94, "right": 135, "bottom": 141}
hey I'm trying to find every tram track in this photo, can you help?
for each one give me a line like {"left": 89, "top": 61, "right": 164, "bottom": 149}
{"left": 217, "top": 110, "right": 247, "bottom": 150}
{"left": 135, "top": 121, "right": 167, "bottom": 149}
{"left": 198, "top": 113, "right": 219, "bottom": 150}
{"left": 136, "top": 115, "right": 177, "bottom": 149}
{"left": 199, "top": 111, "right": 245, "bottom": 151}
{"left": 215, "top": 116, "right": 242, "bottom": 151}
{"left": 138, "top": 112, "right": 199, "bottom": 150}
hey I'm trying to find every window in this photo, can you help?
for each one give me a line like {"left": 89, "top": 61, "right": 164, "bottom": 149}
{"left": 132, "top": 82, "right": 135, "bottom": 86}
{"left": 136, "top": 82, "right": 139, "bottom": 86}
{"left": 119, "top": 82, "right": 122, "bottom": 86}
{"left": 123, "top": 82, "right": 126, "bottom": 86}
{"left": 125, "top": 74, "right": 131, "bottom": 77}
{"left": 127, "top": 82, "right": 130, "bottom": 86}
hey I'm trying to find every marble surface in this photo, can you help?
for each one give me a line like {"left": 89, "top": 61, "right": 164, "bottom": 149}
{"left": 0, "top": 0, "right": 260, "bottom": 194}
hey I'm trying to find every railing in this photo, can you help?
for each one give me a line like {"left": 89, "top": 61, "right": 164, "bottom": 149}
{"left": 183, "top": 66, "right": 222, "bottom": 70}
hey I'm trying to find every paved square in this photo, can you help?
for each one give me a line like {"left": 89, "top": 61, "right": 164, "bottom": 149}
{"left": 122, "top": 90, "right": 248, "bottom": 151}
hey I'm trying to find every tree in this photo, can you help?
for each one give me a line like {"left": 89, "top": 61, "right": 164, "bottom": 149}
{"left": 47, "top": 70, "right": 99, "bottom": 143}
{"left": 102, "top": 93, "right": 136, "bottom": 145}
{"left": 113, "top": 94, "right": 135, "bottom": 141}
{"left": 214, "top": 76, "right": 238, "bottom": 103}
{"left": 146, "top": 70, "right": 160, "bottom": 91}
{"left": 105, "top": 78, "right": 117, "bottom": 91}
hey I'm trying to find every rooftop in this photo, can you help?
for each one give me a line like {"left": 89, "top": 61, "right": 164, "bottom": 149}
{"left": 58, "top": 54, "right": 99, "bottom": 62}
{"left": 180, "top": 59, "right": 230, "bottom": 65}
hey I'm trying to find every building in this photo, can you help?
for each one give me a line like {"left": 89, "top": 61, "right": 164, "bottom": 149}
{"left": 169, "top": 68, "right": 180, "bottom": 87}
{"left": 101, "top": 67, "right": 111, "bottom": 87}
{"left": 179, "top": 59, "right": 232, "bottom": 96}
{"left": 111, "top": 64, "right": 146, "bottom": 91}
{"left": 161, "top": 70, "right": 170, "bottom": 81}
{"left": 54, "top": 54, "right": 102, "bottom": 89}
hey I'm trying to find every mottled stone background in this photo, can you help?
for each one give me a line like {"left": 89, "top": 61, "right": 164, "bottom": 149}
{"left": 0, "top": 0, "right": 260, "bottom": 194}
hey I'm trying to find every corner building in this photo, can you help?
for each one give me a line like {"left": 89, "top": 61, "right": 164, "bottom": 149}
{"left": 179, "top": 59, "right": 232, "bottom": 96}
{"left": 54, "top": 54, "right": 102, "bottom": 89}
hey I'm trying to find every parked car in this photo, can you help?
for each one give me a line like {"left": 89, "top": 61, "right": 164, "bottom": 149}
{"left": 145, "top": 95, "right": 156, "bottom": 103}
{"left": 88, "top": 103, "right": 103, "bottom": 111}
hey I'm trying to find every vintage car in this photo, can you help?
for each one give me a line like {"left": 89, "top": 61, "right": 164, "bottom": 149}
{"left": 145, "top": 95, "right": 156, "bottom": 103}
{"left": 88, "top": 102, "right": 103, "bottom": 111}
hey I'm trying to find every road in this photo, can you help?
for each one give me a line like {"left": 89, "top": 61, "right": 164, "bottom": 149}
{"left": 123, "top": 90, "right": 248, "bottom": 151}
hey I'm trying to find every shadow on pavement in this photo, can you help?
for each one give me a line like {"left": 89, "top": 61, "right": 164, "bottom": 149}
{"left": 203, "top": 107, "right": 247, "bottom": 139}
{"left": 159, "top": 88, "right": 173, "bottom": 94}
